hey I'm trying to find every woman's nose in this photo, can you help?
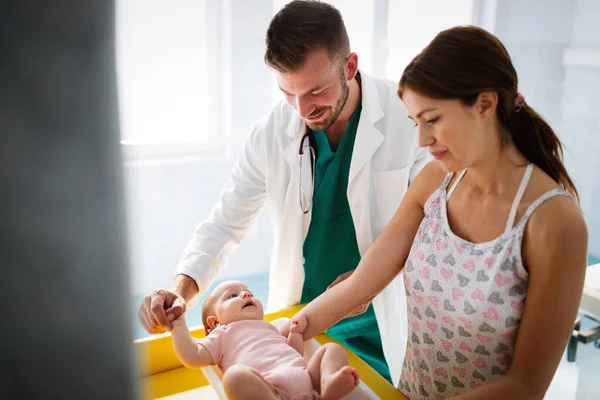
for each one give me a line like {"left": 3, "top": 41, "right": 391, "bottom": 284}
{"left": 418, "top": 126, "right": 435, "bottom": 148}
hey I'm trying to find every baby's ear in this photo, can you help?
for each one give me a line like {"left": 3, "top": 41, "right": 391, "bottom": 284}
{"left": 205, "top": 316, "right": 218, "bottom": 335}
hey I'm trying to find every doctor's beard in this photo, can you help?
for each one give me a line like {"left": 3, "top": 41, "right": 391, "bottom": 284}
{"left": 304, "top": 72, "right": 350, "bottom": 132}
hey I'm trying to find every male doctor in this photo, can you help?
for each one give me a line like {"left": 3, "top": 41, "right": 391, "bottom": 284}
{"left": 138, "top": 0, "right": 429, "bottom": 386}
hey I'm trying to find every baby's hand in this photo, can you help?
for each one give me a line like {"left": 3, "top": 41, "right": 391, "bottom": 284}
{"left": 170, "top": 313, "right": 187, "bottom": 329}
{"left": 290, "top": 315, "right": 307, "bottom": 334}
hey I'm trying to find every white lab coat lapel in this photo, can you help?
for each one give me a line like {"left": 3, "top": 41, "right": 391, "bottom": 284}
{"left": 347, "top": 72, "right": 384, "bottom": 251}
{"left": 268, "top": 116, "right": 312, "bottom": 310}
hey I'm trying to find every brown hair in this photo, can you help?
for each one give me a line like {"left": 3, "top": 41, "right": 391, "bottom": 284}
{"left": 265, "top": 0, "right": 350, "bottom": 72}
{"left": 398, "top": 25, "right": 578, "bottom": 199}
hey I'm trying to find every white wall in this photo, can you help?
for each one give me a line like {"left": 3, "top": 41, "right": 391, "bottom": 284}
{"left": 561, "top": 0, "right": 600, "bottom": 256}
{"left": 490, "top": 0, "right": 600, "bottom": 257}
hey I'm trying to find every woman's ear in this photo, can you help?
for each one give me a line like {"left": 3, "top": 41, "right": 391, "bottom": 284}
{"left": 475, "top": 91, "right": 498, "bottom": 121}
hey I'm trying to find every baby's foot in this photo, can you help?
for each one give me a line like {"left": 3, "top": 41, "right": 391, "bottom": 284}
{"left": 321, "top": 366, "right": 359, "bottom": 400}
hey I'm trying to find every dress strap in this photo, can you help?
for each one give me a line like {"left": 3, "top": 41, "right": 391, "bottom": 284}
{"left": 446, "top": 169, "right": 467, "bottom": 202}
{"left": 504, "top": 164, "right": 534, "bottom": 233}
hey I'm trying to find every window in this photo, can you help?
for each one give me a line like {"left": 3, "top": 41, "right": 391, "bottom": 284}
{"left": 270, "top": 0, "right": 474, "bottom": 105}
{"left": 116, "top": 0, "right": 231, "bottom": 161}
{"left": 384, "top": 0, "right": 474, "bottom": 80}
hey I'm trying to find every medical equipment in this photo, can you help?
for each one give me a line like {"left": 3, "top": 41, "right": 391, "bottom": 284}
{"left": 298, "top": 129, "right": 316, "bottom": 214}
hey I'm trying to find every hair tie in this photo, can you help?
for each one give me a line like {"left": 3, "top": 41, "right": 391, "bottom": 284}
{"left": 514, "top": 92, "right": 525, "bottom": 112}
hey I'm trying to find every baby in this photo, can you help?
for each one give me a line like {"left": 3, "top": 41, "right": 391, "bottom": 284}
{"left": 169, "top": 280, "right": 359, "bottom": 400}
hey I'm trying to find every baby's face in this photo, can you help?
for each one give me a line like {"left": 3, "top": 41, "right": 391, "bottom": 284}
{"left": 211, "top": 281, "right": 264, "bottom": 325}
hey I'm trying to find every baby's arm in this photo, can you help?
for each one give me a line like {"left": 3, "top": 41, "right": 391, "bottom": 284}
{"left": 287, "top": 315, "right": 307, "bottom": 356}
{"left": 171, "top": 315, "right": 215, "bottom": 368}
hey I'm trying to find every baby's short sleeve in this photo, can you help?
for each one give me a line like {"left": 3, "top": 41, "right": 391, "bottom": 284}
{"left": 197, "top": 326, "right": 225, "bottom": 365}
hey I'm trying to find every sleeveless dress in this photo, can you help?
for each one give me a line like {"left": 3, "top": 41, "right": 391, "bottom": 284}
{"left": 399, "top": 164, "right": 573, "bottom": 399}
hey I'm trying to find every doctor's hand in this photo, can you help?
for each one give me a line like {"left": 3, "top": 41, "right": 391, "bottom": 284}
{"left": 138, "top": 288, "right": 187, "bottom": 334}
{"left": 328, "top": 270, "right": 371, "bottom": 318}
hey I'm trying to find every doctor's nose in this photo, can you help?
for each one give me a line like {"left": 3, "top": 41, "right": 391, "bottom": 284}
{"left": 296, "top": 96, "right": 315, "bottom": 120}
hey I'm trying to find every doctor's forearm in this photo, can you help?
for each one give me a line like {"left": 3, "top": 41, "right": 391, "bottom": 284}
{"left": 170, "top": 274, "right": 199, "bottom": 304}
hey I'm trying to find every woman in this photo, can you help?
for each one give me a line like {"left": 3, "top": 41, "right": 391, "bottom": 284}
{"left": 288, "top": 26, "right": 588, "bottom": 399}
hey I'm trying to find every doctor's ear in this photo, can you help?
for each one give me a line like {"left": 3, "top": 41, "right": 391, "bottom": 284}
{"left": 343, "top": 52, "right": 359, "bottom": 82}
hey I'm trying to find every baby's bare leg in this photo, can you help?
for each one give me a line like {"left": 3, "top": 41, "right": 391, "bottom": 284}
{"left": 222, "top": 365, "right": 279, "bottom": 400}
{"left": 307, "top": 343, "right": 359, "bottom": 400}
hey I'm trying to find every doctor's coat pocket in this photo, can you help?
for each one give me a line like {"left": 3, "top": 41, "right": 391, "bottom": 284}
{"left": 373, "top": 167, "right": 411, "bottom": 226}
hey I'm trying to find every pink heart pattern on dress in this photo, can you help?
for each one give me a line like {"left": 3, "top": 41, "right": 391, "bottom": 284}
{"left": 458, "top": 316, "right": 472, "bottom": 329}
{"left": 441, "top": 340, "right": 453, "bottom": 352}
{"left": 420, "top": 372, "right": 432, "bottom": 385}
{"left": 473, "top": 357, "right": 486, "bottom": 369}
{"left": 452, "top": 288, "right": 464, "bottom": 301}
{"left": 471, "top": 288, "right": 485, "bottom": 301}
{"left": 476, "top": 333, "right": 493, "bottom": 344}
{"left": 411, "top": 320, "right": 420, "bottom": 332}
{"left": 484, "top": 257, "right": 496, "bottom": 269}
{"left": 430, "top": 221, "right": 441, "bottom": 234}
{"left": 441, "top": 268, "right": 454, "bottom": 281}
{"left": 452, "top": 366, "right": 467, "bottom": 378}
{"left": 414, "top": 293, "right": 424, "bottom": 304}
{"left": 427, "top": 295, "right": 440, "bottom": 309}
{"left": 462, "top": 260, "right": 475, "bottom": 272}
{"left": 423, "top": 348, "right": 433, "bottom": 361}
{"left": 510, "top": 300, "right": 524, "bottom": 311}
{"left": 494, "top": 273, "right": 512, "bottom": 287}
{"left": 452, "top": 240, "right": 464, "bottom": 254}
{"left": 436, "top": 238, "right": 447, "bottom": 251}
{"left": 419, "top": 267, "right": 430, "bottom": 280}
{"left": 415, "top": 250, "right": 425, "bottom": 261}
{"left": 459, "top": 341, "right": 472, "bottom": 353}
{"left": 433, "top": 367, "right": 447, "bottom": 378}
{"left": 426, "top": 321, "right": 438, "bottom": 333}
{"left": 482, "top": 306, "right": 499, "bottom": 320}
{"left": 442, "top": 315, "right": 455, "bottom": 327}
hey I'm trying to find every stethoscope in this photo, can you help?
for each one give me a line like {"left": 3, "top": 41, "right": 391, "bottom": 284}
{"left": 298, "top": 128, "right": 316, "bottom": 214}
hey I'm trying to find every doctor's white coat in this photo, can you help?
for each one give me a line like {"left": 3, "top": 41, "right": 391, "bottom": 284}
{"left": 175, "top": 71, "right": 430, "bottom": 386}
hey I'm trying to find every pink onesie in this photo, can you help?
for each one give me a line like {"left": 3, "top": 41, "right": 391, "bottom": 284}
{"left": 199, "top": 319, "right": 314, "bottom": 400}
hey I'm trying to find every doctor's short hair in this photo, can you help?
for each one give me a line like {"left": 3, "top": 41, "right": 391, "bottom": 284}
{"left": 265, "top": 0, "right": 350, "bottom": 72}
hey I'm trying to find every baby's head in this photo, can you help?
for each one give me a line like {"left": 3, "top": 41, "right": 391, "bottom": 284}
{"left": 202, "top": 281, "right": 264, "bottom": 334}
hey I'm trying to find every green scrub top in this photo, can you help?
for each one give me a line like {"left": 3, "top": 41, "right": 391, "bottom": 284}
{"left": 301, "top": 102, "right": 391, "bottom": 382}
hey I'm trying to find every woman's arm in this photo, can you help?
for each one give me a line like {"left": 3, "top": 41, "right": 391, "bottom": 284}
{"left": 298, "top": 161, "right": 445, "bottom": 340}
{"left": 171, "top": 316, "right": 215, "bottom": 368}
{"left": 452, "top": 195, "right": 588, "bottom": 399}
